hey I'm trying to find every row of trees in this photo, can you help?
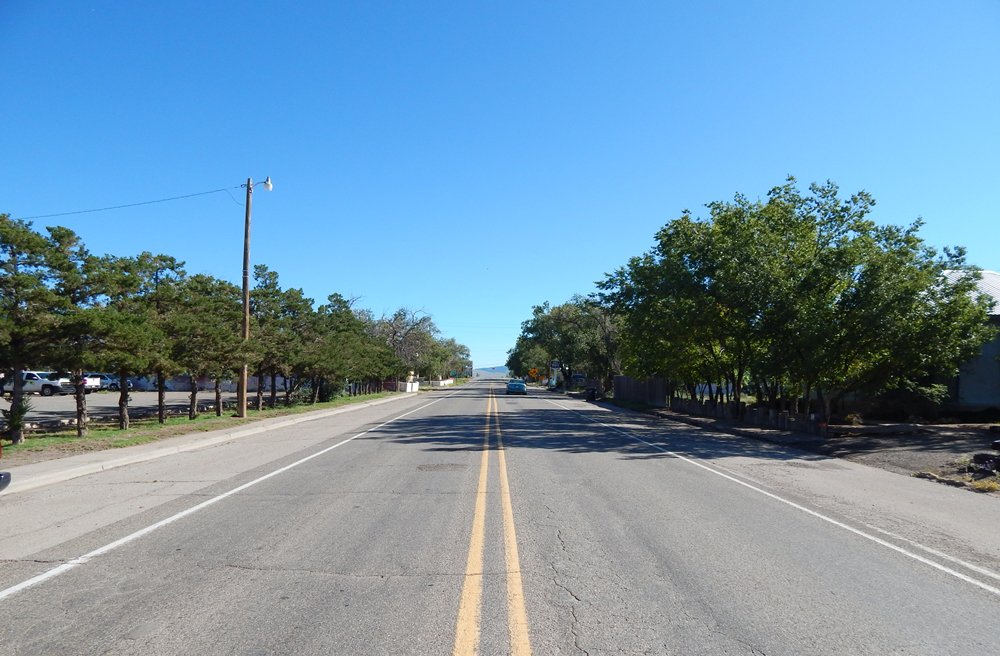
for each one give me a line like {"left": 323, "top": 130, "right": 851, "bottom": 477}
{"left": 507, "top": 178, "right": 995, "bottom": 420}
{"left": 506, "top": 296, "right": 622, "bottom": 392}
{"left": 0, "top": 214, "right": 470, "bottom": 444}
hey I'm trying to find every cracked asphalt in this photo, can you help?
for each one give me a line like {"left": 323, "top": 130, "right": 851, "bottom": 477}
{"left": 1, "top": 380, "right": 999, "bottom": 655}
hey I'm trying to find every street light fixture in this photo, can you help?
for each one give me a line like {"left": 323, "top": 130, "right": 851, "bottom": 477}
{"left": 236, "top": 177, "right": 273, "bottom": 418}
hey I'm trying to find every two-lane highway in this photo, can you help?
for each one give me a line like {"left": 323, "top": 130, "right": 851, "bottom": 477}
{"left": 1, "top": 380, "right": 998, "bottom": 654}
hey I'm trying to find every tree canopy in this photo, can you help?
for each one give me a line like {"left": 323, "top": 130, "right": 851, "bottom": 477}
{"left": 510, "top": 178, "right": 995, "bottom": 420}
{"left": 0, "top": 214, "right": 471, "bottom": 438}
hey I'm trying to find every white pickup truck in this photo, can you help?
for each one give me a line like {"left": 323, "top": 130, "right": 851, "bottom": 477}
{"left": 1, "top": 371, "right": 100, "bottom": 396}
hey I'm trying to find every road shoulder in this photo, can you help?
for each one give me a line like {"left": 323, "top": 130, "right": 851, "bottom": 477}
{"left": 565, "top": 396, "right": 1000, "bottom": 581}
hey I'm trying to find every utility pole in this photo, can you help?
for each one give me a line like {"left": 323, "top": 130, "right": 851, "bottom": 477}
{"left": 235, "top": 176, "right": 272, "bottom": 418}
{"left": 237, "top": 178, "right": 253, "bottom": 418}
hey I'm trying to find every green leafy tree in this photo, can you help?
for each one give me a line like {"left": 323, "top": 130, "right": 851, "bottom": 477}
{"left": 512, "top": 298, "right": 620, "bottom": 389}
{"left": 505, "top": 335, "right": 550, "bottom": 379}
{"left": 250, "top": 264, "right": 286, "bottom": 409}
{"left": 0, "top": 215, "right": 58, "bottom": 443}
{"left": 139, "top": 255, "right": 186, "bottom": 423}
{"left": 170, "top": 274, "right": 244, "bottom": 419}
{"left": 93, "top": 253, "right": 175, "bottom": 429}
{"left": 44, "top": 226, "right": 109, "bottom": 436}
{"left": 599, "top": 178, "right": 996, "bottom": 420}
{"left": 370, "top": 307, "right": 438, "bottom": 375}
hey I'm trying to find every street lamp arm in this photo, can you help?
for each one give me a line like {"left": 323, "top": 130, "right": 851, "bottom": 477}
{"left": 241, "top": 176, "right": 274, "bottom": 192}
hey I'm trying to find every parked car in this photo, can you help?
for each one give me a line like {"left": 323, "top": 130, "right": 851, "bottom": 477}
{"left": 50, "top": 372, "right": 100, "bottom": 394}
{"left": 86, "top": 373, "right": 132, "bottom": 392}
{"left": 1, "top": 371, "right": 73, "bottom": 396}
{"left": 506, "top": 378, "right": 527, "bottom": 395}
{"left": 82, "top": 374, "right": 102, "bottom": 392}
{"left": 2, "top": 371, "right": 104, "bottom": 396}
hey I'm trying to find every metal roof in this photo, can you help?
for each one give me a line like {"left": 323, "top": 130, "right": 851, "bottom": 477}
{"left": 943, "top": 270, "right": 1000, "bottom": 315}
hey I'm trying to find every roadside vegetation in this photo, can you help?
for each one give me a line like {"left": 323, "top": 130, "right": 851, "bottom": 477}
{"left": 0, "top": 213, "right": 471, "bottom": 447}
{"left": 0, "top": 391, "right": 395, "bottom": 464}
{"left": 507, "top": 178, "right": 995, "bottom": 424}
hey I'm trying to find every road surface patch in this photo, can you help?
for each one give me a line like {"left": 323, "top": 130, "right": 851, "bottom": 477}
{"left": 548, "top": 398, "right": 1000, "bottom": 599}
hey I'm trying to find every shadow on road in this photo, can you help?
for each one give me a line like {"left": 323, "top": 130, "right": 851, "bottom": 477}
{"left": 367, "top": 386, "right": 825, "bottom": 464}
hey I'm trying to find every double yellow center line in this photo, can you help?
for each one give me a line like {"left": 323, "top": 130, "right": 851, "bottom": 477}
{"left": 453, "top": 385, "right": 532, "bottom": 656}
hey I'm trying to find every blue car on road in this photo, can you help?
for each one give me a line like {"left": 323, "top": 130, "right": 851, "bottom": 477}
{"left": 505, "top": 379, "right": 527, "bottom": 395}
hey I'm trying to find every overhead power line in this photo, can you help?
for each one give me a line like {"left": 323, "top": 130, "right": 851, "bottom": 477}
{"left": 14, "top": 187, "right": 243, "bottom": 221}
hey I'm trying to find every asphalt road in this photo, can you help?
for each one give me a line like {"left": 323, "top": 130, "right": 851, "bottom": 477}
{"left": 1, "top": 380, "right": 999, "bottom": 655}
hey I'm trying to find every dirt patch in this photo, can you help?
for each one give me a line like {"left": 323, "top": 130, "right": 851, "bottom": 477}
{"left": 1, "top": 437, "right": 135, "bottom": 467}
{"left": 643, "top": 406, "right": 1000, "bottom": 493}
{"left": 791, "top": 424, "right": 1000, "bottom": 491}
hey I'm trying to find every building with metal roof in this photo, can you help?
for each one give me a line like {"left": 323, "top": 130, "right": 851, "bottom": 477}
{"left": 948, "top": 271, "right": 1000, "bottom": 412}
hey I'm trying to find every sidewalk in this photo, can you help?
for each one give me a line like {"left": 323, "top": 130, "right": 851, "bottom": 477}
{"left": 0, "top": 393, "right": 417, "bottom": 496}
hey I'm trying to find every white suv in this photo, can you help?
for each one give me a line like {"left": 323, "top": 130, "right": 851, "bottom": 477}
{"left": 1, "top": 372, "right": 99, "bottom": 396}
{"left": 1, "top": 371, "right": 72, "bottom": 396}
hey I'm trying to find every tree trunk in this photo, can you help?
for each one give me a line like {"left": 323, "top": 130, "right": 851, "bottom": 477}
{"left": 189, "top": 374, "right": 198, "bottom": 420}
{"left": 214, "top": 377, "right": 223, "bottom": 417}
{"left": 284, "top": 376, "right": 291, "bottom": 406}
{"left": 309, "top": 377, "right": 319, "bottom": 404}
{"left": 73, "top": 370, "right": 88, "bottom": 437}
{"left": 118, "top": 368, "right": 130, "bottom": 430}
{"left": 10, "top": 367, "right": 25, "bottom": 444}
{"left": 157, "top": 370, "right": 166, "bottom": 424}
{"left": 255, "top": 367, "right": 264, "bottom": 411}
{"left": 734, "top": 366, "right": 745, "bottom": 418}
{"left": 817, "top": 387, "right": 830, "bottom": 424}
{"left": 270, "top": 372, "right": 278, "bottom": 408}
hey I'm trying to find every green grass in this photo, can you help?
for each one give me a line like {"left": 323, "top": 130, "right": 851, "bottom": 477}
{"left": 0, "top": 392, "right": 398, "bottom": 457}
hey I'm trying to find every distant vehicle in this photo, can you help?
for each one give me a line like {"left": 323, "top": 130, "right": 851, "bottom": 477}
{"left": 48, "top": 372, "right": 100, "bottom": 394}
{"left": 86, "top": 373, "right": 132, "bottom": 392}
{"left": 128, "top": 377, "right": 175, "bottom": 392}
{"left": 571, "top": 373, "right": 587, "bottom": 387}
{"left": 1, "top": 371, "right": 73, "bottom": 396}
{"left": 506, "top": 379, "right": 527, "bottom": 395}
{"left": 81, "top": 374, "right": 102, "bottom": 392}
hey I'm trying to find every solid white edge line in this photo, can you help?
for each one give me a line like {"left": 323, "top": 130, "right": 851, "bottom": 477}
{"left": 0, "top": 391, "right": 460, "bottom": 602}
{"left": 700, "top": 457, "right": 1000, "bottom": 586}
{"left": 547, "top": 399, "right": 1000, "bottom": 598}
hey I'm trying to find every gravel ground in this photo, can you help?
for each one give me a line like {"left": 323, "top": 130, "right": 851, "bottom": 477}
{"left": 638, "top": 402, "right": 1000, "bottom": 491}
{"left": 795, "top": 424, "right": 998, "bottom": 477}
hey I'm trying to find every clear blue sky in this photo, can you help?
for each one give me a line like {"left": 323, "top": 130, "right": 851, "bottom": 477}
{"left": 3, "top": 1, "right": 998, "bottom": 368}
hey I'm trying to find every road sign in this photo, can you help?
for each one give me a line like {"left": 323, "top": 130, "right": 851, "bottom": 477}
{"left": 550, "top": 360, "right": 560, "bottom": 369}
{"left": 529, "top": 368, "right": 538, "bottom": 378}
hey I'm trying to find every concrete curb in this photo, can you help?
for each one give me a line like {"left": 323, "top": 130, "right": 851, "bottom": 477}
{"left": 1, "top": 393, "right": 418, "bottom": 496}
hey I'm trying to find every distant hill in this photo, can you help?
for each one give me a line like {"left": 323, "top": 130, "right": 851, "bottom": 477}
{"left": 472, "top": 366, "right": 509, "bottom": 378}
